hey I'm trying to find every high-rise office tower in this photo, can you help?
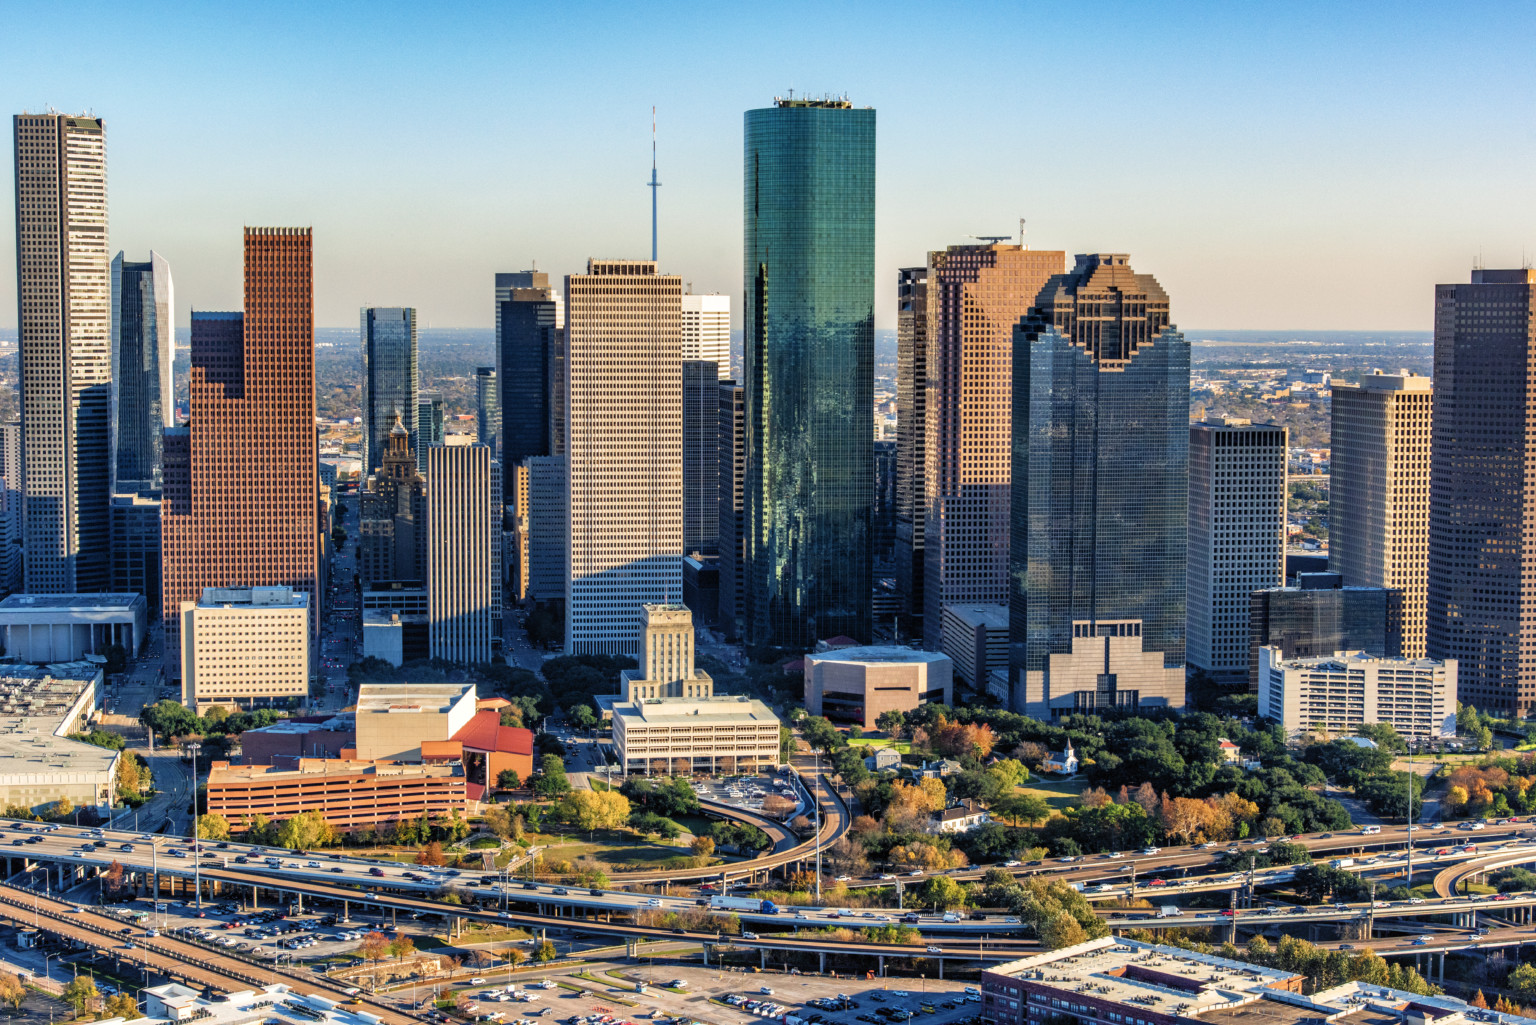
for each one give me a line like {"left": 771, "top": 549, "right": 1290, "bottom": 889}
{"left": 681, "top": 294, "right": 731, "bottom": 378}
{"left": 1427, "top": 269, "right": 1536, "bottom": 716}
{"left": 416, "top": 391, "right": 444, "bottom": 451}
{"left": 475, "top": 366, "right": 499, "bottom": 459}
{"left": 1187, "top": 417, "right": 1287, "bottom": 685}
{"left": 1008, "top": 254, "right": 1189, "bottom": 718}
{"left": 359, "top": 416, "right": 426, "bottom": 587}
{"left": 110, "top": 252, "right": 174, "bottom": 492}
{"left": 894, "top": 267, "right": 928, "bottom": 626}
{"left": 110, "top": 491, "right": 161, "bottom": 613}
{"left": 683, "top": 360, "right": 720, "bottom": 557}
{"left": 496, "top": 283, "right": 560, "bottom": 474}
{"left": 361, "top": 307, "right": 418, "bottom": 474}
{"left": 14, "top": 112, "right": 111, "bottom": 593}
{"left": 717, "top": 380, "right": 745, "bottom": 640}
{"left": 161, "top": 227, "right": 320, "bottom": 679}
{"left": 0, "top": 423, "right": 21, "bottom": 594}
{"left": 1330, "top": 371, "right": 1432, "bottom": 658}
{"left": 426, "top": 444, "right": 499, "bottom": 663}
{"left": 743, "top": 96, "right": 875, "bottom": 649}
{"left": 526, "top": 455, "right": 567, "bottom": 605}
{"left": 921, "top": 244, "right": 1065, "bottom": 652}
{"left": 565, "top": 259, "right": 682, "bottom": 655}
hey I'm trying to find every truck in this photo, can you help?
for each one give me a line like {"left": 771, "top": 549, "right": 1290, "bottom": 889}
{"left": 710, "top": 895, "right": 780, "bottom": 914}
{"left": 1329, "top": 858, "right": 1354, "bottom": 870}
{"left": 1156, "top": 905, "right": 1183, "bottom": 918}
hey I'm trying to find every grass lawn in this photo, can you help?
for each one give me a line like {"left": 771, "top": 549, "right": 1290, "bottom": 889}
{"left": 846, "top": 737, "right": 912, "bottom": 754}
{"left": 1017, "top": 777, "right": 1087, "bottom": 812}
{"left": 542, "top": 840, "right": 699, "bottom": 868}
{"left": 454, "top": 925, "right": 532, "bottom": 944}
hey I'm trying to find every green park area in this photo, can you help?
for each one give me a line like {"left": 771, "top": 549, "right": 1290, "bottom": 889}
{"left": 846, "top": 736, "right": 912, "bottom": 754}
{"left": 1015, "top": 777, "right": 1087, "bottom": 812}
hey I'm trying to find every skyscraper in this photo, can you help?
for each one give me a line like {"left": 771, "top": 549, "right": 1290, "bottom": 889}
{"left": 0, "top": 423, "right": 22, "bottom": 594}
{"left": 1330, "top": 371, "right": 1432, "bottom": 657}
{"left": 921, "top": 244, "right": 1065, "bottom": 652}
{"left": 1008, "top": 254, "right": 1189, "bottom": 717}
{"left": 416, "top": 391, "right": 444, "bottom": 450}
{"left": 681, "top": 294, "right": 731, "bottom": 378}
{"left": 359, "top": 416, "right": 426, "bottom": 587}
{"left": 683, "top": 360, "right": 720, "bottom": 557}
{"left": 14, "top": 112, "right": 111, "bottom": 593}
{"left": 565, "top": 260, "right": 682, "bottom": 655}
{"left": 161, "top": 227, "right": 320, "bottom": 679}
{"left": 426, "top": 445, "right": 499, "bottom": 663}
{"left": 717, "top": 380, "right": 745, "bottom": 640}
{"left": 475, "top": 365, "right": 499, "bottom": 459}
{"left": 743, "top": 96, "right": 876, "bottom": 649}
{"left": 110, "top": 491, "right": 162, "bottom": 613}
{"left": 1187, "top": 417, "right": 1287, "bottom": 685}
{"left": 1427, "top": 269, "right": 1536, "bottom": 717}
{"left": 110, "top": 252, "right": 174, "bottom": 492}
{"left": 496, "top": 281, "right": 560, "bottom": 474}
{"left": 361, "top": 307, "right": 418, "bottom": 474}
{"left": 894, "top": 267, "right": 928, "bottom": 628}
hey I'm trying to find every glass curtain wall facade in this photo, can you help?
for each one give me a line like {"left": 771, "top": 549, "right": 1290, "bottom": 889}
{"left": 110, "top": 252, "right": 174, "bottom": 492}
{"left": 1009, "top": 254, "right": 1189, "bottom": 710}
{"left": 361, "top": 307, "right": 417, "bottom": 475}
{"left": 743, "top": 97, "right": 876, "bottom": 650}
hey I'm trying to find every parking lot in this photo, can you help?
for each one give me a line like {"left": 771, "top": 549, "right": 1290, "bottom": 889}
{"left": 692, "top": 775, "right": 803, "bottom": 815}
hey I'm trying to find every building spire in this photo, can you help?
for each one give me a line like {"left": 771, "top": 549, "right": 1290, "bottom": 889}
{"left": 647, "top": 106, "right": 661, "bottom": 262}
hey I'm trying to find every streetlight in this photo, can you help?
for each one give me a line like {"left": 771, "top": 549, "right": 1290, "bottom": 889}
{"left": 185, "top": 742, "right": 202, "bottom": 910}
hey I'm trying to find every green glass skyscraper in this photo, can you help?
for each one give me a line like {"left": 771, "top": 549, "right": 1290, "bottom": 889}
{"left": 743, "top": 96, "right": 875, "bottom": 650}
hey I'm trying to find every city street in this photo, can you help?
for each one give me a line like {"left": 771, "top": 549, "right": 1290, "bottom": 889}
{"left": 317, "top": 490, "right": 361, "bottom": 711}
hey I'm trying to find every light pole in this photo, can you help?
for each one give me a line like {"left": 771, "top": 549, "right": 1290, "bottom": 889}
{"left": 1405, "top": 744, "right": 1415, "bottom": 891}
{"left": 812, "top": 754, "right": 822, "bottom": 905}
{"left": 186, "top": 743, "right": 202, "bottom": 910}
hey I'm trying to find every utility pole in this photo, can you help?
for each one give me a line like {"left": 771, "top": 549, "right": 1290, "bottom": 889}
{"left": 1405, "top": 745, "right": 1415, "bottom": 891}
{"left": 813, "top": 752, "right": 822, "bottom": 904}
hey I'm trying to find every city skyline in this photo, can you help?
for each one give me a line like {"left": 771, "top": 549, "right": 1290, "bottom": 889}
{"left": 6, "top": 3, "right": 1536, "bottom": 334}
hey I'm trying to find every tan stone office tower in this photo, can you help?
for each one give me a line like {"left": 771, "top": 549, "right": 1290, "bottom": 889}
{"left": 564, "top": 260, "right": 682, "bottom": 655}
{"left": 1428, "top": 270, "right": 1536, "bottom": 716}
{"left": 426, "top": 444, "right": 500, "bottom": 663}
{"left": 1330, "top": 371, "right": 1432, "bottom": 657}
{"left": 162, "top": 228, "right": 320, "bottom": 680}
{"left": 922, "top": 244, "right": 1064, "bottom": 651}
{"left": 13, "top": 113, "right": 112, "bottom": 593}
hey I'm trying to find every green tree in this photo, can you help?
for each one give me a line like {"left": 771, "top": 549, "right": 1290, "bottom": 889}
{"left": 800, "top": 716, "right": 842, "bottom": 753}
{"left": 197, "top": 813, "right": 231, "bottom": 840}
{"left": 530, "top": 754, "right": 570, "bottom": 799}
{"left": 875, "top": 710, "right": 907, "bottom": 738}
{"left": 104, "top": 992, "right": 142, "bottom": 1019}
{"left": 497, "top": 768, "right": 522, "bottom": 790}
{"left": 533, "top": 939, "right": 557, "bottom": 962}
{"left": 919, "top": 874, "right": 967, "bottom": 911}
{"left": 276, "top": 810, "right": 336, "bottom": 849}
{"left": 1507, "top": 962, "right": 1536, "bottom": 1004}
{"left": 62, "top": 976, "right": 99, "bottom": 1015}
{"left": 140, "top": 699, "right": 202, "bottom": 741}
{"left": 1010, "top": 878, "right": 1109, "bottom": 949}
{"left": 568, "top": 704, "right": 598, "bottom": 730}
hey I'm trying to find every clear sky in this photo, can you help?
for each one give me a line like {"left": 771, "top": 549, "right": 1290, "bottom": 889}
{"left": 5, "top": 0, "right": 1535, "bottom": 332}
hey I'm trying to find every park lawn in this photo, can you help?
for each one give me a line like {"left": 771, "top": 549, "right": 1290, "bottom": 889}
{"left": 846, "top": 737, "right": 912, "bottom": 754}
{"left": 1017, "top": 777, "right": 1087, "bottom": 812}
{"left": 454, "top": 925, "right": 532, "bottom": 944}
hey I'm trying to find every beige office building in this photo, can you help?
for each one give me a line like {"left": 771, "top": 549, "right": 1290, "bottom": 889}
{"left": 565, "top": 260, "right": 682, "bottom": 655}
{"left": 1330, "top": 371, "right": 1431, "bottom": 657}
{"left": 352, "top": 682, "right": 478, "bottom": 762}
{"left": 14, "top": 113, "right": 112, "bottom": 593}
{"left": 180, "top": 586, "right": 310, "bottom": 712}
{"left": 804, "top": 646, "right": 953, "bottom": 729}
{"left": 1018, "top": 620, "right": 1186, "bottom": 718}
{"left": 426, "top": 445, "right": 500, "bottom": 663}
{"left": 1258, "top": 646, "right": 1455, "bottom": 740}
{"left": 922, "top": 245, "right": 1065, "bottom": 650}
{"left": 681, "top": 293, "right": 730, "bottom": 377}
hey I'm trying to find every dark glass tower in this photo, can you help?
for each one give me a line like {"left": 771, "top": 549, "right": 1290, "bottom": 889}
{"left": 361, "top": 307, "right": 417, "bottom": 475}
{"left": 683, "top": 359, "right": 720, "bottom": 557}
{"left": 111, "top": 252, "right": 173, "bottom": 491}
{"left": 743, "top": 96, "right": 876, "bottom": 649}
{"left": 497, "top": 286, "right": 559, "bottom": 499}
{"left": 1008, "top": 254, "right": 1189, "bottom": 716}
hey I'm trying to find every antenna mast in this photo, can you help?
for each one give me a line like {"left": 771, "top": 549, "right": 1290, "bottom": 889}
{"left": 648, "top": 107, "right": 662, "bottom": 263}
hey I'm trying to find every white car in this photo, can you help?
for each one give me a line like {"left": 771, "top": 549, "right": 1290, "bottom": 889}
{"left": 1004, "top": 860, "right": 1022, "bottom": 867}
{"left": 1108, "top": 852, "right": 1124, "bottom": 859}
{"left": 835, "top": 875, "right": 851, "bottom": 882}
{"left": 880, "top": 873, "right": 898, "bottom": 880}
{"left": 1138, "top": 847, "right": 1161, "bottom": 855}
{"left": 907, "top": 869, "right": 924, "bottom": 877}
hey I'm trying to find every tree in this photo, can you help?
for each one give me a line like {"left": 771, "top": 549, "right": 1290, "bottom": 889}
{"left": 276, "top": 810, "right": 336, "bottom": 850}
{"left": 197, "top": 812, "right": 231, "bottom": 841}
{"left": 800, "top": 716, "right": 842, "bottom": 752}
{"left": 559, "top": 789, "right": 631, "bottom": 837}
{"left": 497, "top": 768, "right": 522, "bottom": 791}
{"left": 50, "top": 796, "right": 74, "bottom": 822}
{"left": 360, "top": 930, "right": 392, "bottom": 971}
{"left": 0, "top": 974, "right": 25, "bottom": 1012}
{"left": 1009, "top": 878, "right": 1109, "bottom": 949}
{"left": 62, "top": 976, "right": 99, "bottom": 1016}
{"left": 508, "top": 948, "right": 529, "bottom": 967}
{"left": 415, "top": 841, "right": 447, "bottom": 866}
{"left": 875, "top": 710, "right": 907, "bottom": 738}
{"left": 483, "top": 804, "right": 512, "bottom": 839}
{"left": 569, "top": 704, "right": 598, "bottom": 730}
{"left": 530, "top": 754, "right": 570, "bottom": 799}
{"left": 104, "top": 992, "right": 143, "bottom": 1020}
{"left": 1507, "top": 962, "right": 1536, "bottom": 1004}
{"left": 390, "top": 935, "right": 417, "bottom": 961}
{"left": 919, "top": 874, "right": 966, "bottom": 911}
{"left": 689, "top": 835, "right": 715, "bottom": 866}
{"left": 533, "top": 939, "right": 557, "bottom": 962}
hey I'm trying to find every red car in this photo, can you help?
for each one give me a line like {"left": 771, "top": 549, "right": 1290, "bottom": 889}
{"left": 1148, "top": 879, "right": 1168, "bottom": 887}
{"left": 1220, "top": 909, "right": 1239, "bottom": 917}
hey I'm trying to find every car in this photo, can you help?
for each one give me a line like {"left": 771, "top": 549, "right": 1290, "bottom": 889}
{"left": 1411, "top": 937, "right": 1428, "bottom": 945}
{"left": 1004, "top": 860, "right": 1022, "bottom": 868}
{"left": 1108, "top": 852, "right": 1124, "bottom": 859}
{"left": 522, "top": 882, "right": 538, "bottom": 890}
{"left": 1339, "top": 944, "right": 1355, "bottom": 951}
{"left": 835, "top": 875, "right": 851, "bottom": 882}
{"left": 1138, "top": 847, "right": 1161, "bottom": 855}
{"left": 1220, "top": 909, "right": 1238, "bottom": 917}
{"left": 880, "top": 873, "right": 898, "bottom": 880}
{"left": 1318, "top": 833, "right": 1333, "bottom": 839}
{"left": 925, "top": 945, "right": 942, "bottom": 953}
{"left": 590, "top": 888, "right": 604, "bottom": 896}
{"left": 907, "top": 870, "right": 924, "bottom": 877}
{"left": 329, "top": 867, "right": 344, "bottom": 873}
{"left": 1408, "top": 897, "right": 1425, "bottom": 905}
{"left": 1149, "top": 878, "right": 1167, "bottom": 887}
{"left": 1058, "top": 856, "right": 1079, "bottom": 863}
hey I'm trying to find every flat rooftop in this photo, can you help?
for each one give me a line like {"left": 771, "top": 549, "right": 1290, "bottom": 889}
{"left": 356, "top": 683, "right": 475, "bottom": 714}
{"left": 615, "top": 694, "right": 779, "bottom": 727}
{"left": 0, "top": 593, "right": 143, "bottom": 611}
{"left": 1272, "top": 650, "right": 1449, "bottom": 671}
{"left": 209, "top": 759, "right": 464, "bottom": 783}
{"left": 805, "top": 646, "right": 951, "bottom": 666}
{"left": 0, "top": 663, "right": 116, "bottom": 780}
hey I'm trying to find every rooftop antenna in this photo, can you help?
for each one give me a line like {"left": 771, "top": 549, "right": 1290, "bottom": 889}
{"left": 1020, "top": 217, "right": 1027, "bottom": 250}
{"left": 648, "top": 106, "right": 661, "bottom": 263}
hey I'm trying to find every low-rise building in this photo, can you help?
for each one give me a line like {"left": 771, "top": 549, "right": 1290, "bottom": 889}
{"left": 1040, "top": 740, "right": 1077, "bottom": 776}
{"left": 1249, "top": 576, "right": 1404, "bottom": 692}
{"left": 1013, "top": 620, "right": 1185, "bottom": 719}
{"left": 940, "top": 603, "right": 1007, "bottom": 691}
{"left": 803, "top": 646, "right": 952, "bottom": 729}
{"left": 864, "top": 746, "right": 901, "bottom": 772}
{"left": 143, "top": 982, "right": 384, "bottom": 1025}
{"left": 0, "top": 593, "right": 147, "bottom": 663}
{"left": 353, "top": 683, "right": 479, "bottom": 762}
{"left": 205, "top": 757, "right": 466, "bottom": 831}
{"left": 1258, "top": 646, "right": 1456, "bottom": 739}
{"left": 930, "top": 799, "right": 989, "bottom": 833}
{"left": 180, "top": 586, "right": 310, "bottom": 713}
{"left": 0, "top": 662, "right": 118, "bottom": 814}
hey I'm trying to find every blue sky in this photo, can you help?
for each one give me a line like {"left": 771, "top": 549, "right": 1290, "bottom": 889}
{"left": 5, "top": 0, "right": 1535, "bottom": 331}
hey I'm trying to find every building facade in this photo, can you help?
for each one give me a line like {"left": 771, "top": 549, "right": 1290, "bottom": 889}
{"left": 940, "top": 602, "right": 1008, "bottom": 691}
{"left": 110, "top": 251, "right": 174, "bottom": 492}
{"left": 681, "top": 293, "right": 730, "bottom": 376}
{"left": 161, "top": 228, "right": 320, "bottom": 679}
{"left": 358, "top": 417, "right": 427, "bottom": 588}
{"left": 0, "top": 593, "right": 147, "bottom": 662}
{"left": 361, "top": 307, "right": 418, "bottom": 474}
{"left": 14, "top": 113, "right": 112, "bottom": 594}
{"left": 1249, "top": 576, "right": 1404, "bottom": 690}
{"left": 1186, "top": 418, "right": 1287, "bottom": 684}
{"left": 475, "top": 365, "right": 498, "bottom": 458}
{"left": 416, "top": 391, "right": 444, "bottom": 450}
{"left": 1427, "top": 270, "right": 1536, "bottom": 717}
{"left": 1330, "top": 370, "right": 1431, "bottom": 657}
{"left": 109, "top": 491, "right": 162, "bottom": 613}
{"left": 743, "top": 97, "right": 876, "bottom": 649}
{"left": 206, "top": 759, "right": 466, "bottom": 831}
{"left": 716, "top": 380, "right": 745, "bottom": 640}
{"left": 496, "top": 276, "right": 561, "bottom": 474}
{"left": 683, "top": 360, "right": 720, "bottom": 557}
{"left": 1008, "top": 254, "right": 1189, "bottom": 716}
{"left": 0, "top": 423, "right": 20, "bottom": 594}
{"left": 179, "top": 585, "right": 310, "bottom": 712}
{"left": 565, "top": 260, "right": 682, "bottom": 655}
{"left": 922, "top": 244, "right": 1065, "bottom": 651}
{"left": 803, "top": 646, "right": 952, "bottom": 729}
{"left": 1259, "top": 646, "right": 1456, "bottom": 739}
{"left": 526, "top": 455, "right": 567, "bottom": 606}
{"left": 894, "top": 266, "right": 928, "bottom": 626}
{"left": 426, "top": 445, "right": 499, "bottom": 663}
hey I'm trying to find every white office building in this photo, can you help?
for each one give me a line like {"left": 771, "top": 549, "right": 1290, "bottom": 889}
{"left": 180, "top": 586, "right": 310, "bottom": 712}
{"left": 427, "top": 445, "right": 500, "bottom": 663}
{"left": 681, "top": 293, "right": 730, "bottom": 377}
{"left": 1258, "top": 646, "right": 1456, "bottom": 739}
